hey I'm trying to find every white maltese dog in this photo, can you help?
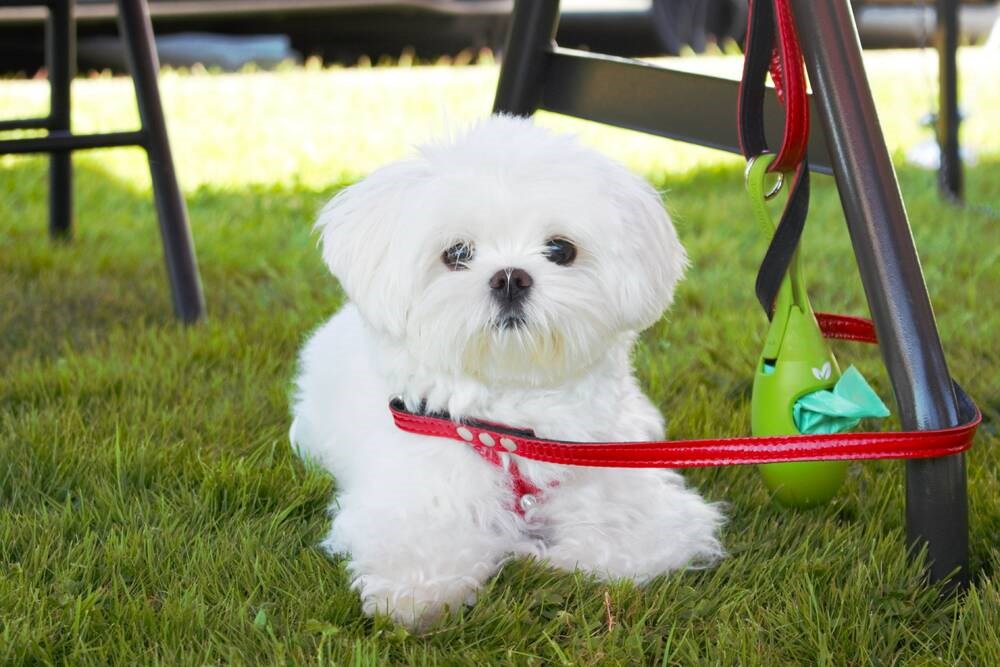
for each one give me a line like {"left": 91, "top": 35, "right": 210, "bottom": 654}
{"left": 291, "top": 115, "right": 723, "bottom": 629}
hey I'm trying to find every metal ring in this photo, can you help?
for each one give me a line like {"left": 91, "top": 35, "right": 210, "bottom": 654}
{"left": 743, "top": 154, "right": 758, "bottom": 189}
{"left": 763, "top": 171, "right": 784, "bottom": 200}
{"left": 744, "top": 154, "right": 785, "bottom": 200}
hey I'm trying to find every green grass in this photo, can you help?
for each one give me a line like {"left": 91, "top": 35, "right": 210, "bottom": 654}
{"left": 1, "top": 49, "right": 998, "bottom": 664}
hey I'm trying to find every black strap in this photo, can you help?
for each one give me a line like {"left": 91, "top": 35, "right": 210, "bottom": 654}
{"left": 737, "top": 0, "right": 775, "bottom": 159}
{"left": 739, "top": 0, "right": 809, "bottom": 317}
{"left": 755, "top": 162, "right": 810, "bottom": 315}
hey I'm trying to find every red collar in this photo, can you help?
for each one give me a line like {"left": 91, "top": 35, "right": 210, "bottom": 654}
{"left": 454, "top": 420, "right": 543, "bottom": 517}
{"left": 392, "top": 403, "right": 545, "bottom": 517}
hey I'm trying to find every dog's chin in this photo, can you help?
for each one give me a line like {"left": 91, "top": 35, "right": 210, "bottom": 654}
{"left": 454, "top": 317, "right": 595, "bottom": 388}
{"left": 406, "top": 296, "right": 617, "bottom": 388}
{"left": 492, "top": 315, "right": 526, "bottom": 331}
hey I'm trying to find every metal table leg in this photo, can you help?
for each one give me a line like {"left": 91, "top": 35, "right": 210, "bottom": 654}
{"left": 116, "top": 0, "right": 205, "bottom": 323}
{"left": 47, "top": 0, "right": 74, "bottom": 239}
{"left": 790, "top": 0, "right": 968, "bottom": 589}
{"left": 493, "top": 0, "right": 561, "bottom": 115}
{"left": 936, "top": 0, "right": 963, "bottom": 201}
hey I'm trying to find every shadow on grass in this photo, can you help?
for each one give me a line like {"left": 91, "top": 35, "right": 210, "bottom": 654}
{"left": 3, "top": 152, "right": 996, "bottom": 358}
{"left": 1, "top": 157, "right": 343, "bottom": 369}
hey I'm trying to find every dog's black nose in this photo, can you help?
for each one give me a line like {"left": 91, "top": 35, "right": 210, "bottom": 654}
{"left": 489, "top": 268, "right": 533, "bottom": 304}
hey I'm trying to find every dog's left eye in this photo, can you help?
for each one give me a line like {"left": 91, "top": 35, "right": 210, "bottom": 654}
{"left": 442, "top": 242, "right": 475, "bottom": 270}
{"left": 544, "top": 237, "right": 577, "bottom": 266}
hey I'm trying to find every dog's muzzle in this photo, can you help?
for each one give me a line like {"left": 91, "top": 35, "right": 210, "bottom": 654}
{"left": 490, "top": 268, "right": 531, "bottom": 329}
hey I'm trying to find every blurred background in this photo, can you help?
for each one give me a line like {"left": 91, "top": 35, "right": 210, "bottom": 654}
{"left": 0, "top": 0, "right": 997, "bottom": 74}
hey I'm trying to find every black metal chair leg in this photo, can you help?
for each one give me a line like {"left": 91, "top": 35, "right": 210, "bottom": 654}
{"left": 936, "top": 0, "right": 963, "bottom": 201}
{"left": 493, "top": 0, "right": 561, "bottom": 115}
{"left": 115, "top": 0, "right": 205, "bottom": 323}
{"left": 46, "top": 0, "right": 74, "bottom": 239}
{"left": 791, "top": 0, "right": 968, "bottom": 590}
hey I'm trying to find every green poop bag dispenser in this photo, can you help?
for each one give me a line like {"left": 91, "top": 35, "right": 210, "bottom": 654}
{"left": 746, "top": 154, "right": 847, "bottom": 507}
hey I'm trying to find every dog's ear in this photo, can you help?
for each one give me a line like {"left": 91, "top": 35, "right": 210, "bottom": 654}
{"left": 317, "top": 159, "right": 430, "bottom": 337}
{"left": 604, "top": 169, "right": 688, "bottom": 332}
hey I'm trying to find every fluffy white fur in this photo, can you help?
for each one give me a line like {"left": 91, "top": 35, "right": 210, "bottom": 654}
{"left": 291, "top": 115, "right": 724, "bottom": 629}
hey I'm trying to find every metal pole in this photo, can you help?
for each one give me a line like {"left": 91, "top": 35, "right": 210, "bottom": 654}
{"left": 789, "top": 0, "right": 968, "bottom": 589}
{"left": 936, "top": 0, "right": 962, "bottom": 201}
{"left": 46, "top": 0, "right": 74, "bottom": 239}
{"left": 116, "top": 0, "right": 205, "bottom": 323}
{"left": 493, "top": 0, "right": 561, "bottom": 115}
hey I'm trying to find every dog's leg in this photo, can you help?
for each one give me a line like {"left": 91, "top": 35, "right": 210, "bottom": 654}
{"left": 537, "top": 468, "right": 724, "bottom": 583}
{"left": 320, "top": 453, "right": 524, "bottom": 630}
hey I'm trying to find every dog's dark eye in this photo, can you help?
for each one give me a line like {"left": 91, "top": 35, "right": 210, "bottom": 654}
{"left": 543, "top": 237, "right": 577, "bottom": 266}
{"left": 442, "top": 242, "right": 475, "bottom": 270}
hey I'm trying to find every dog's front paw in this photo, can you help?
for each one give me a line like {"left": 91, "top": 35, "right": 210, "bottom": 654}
{"left": 326, "top": 507, "right": 506, "bottom": 631}
{"left": 353, "top": 571, "right": 483, "bottom": 631}
{"left": 540, "top": 469, "right": 724, "bottom": 582}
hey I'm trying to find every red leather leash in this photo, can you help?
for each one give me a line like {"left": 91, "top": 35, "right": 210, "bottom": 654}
{"left": 390, "top": 315, "right": 980, "bottom": 471}
{"left": 737, "top": 0, "right": 810, "bottom": 172}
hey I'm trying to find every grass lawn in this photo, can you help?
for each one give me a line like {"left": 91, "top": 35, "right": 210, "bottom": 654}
{"left": 1, "top": 49, "right": 998, "bottom": 664}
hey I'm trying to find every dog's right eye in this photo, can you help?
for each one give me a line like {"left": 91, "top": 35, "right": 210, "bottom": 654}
{"left": 442, "top": 242, "right": 475, "bottom": 270}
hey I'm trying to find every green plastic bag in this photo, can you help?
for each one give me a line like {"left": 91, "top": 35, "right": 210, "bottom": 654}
{"left": 794, "top": 365, "right": 890, "bottom": 435}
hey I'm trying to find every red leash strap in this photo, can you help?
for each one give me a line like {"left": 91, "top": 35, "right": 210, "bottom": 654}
{"left": 769, "top": 0, "right": 809, "bottom": 171}
{"left": 390, "top": 316, "right": 980, "bottom": 469}
{"left": 814, "top": 312, "right": 878, "bottom": 344}
{"left": 738, "top": 0, "right": 809, "bottom": 171}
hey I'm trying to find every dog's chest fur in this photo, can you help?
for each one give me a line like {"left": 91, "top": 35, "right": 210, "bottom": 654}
{"left": 371, "top": 328, "right": 667, "bottom": 446}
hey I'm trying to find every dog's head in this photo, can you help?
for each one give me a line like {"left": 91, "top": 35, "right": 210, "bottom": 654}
{"left": 317, "top": 115, "right": 687, "bottom": 386}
